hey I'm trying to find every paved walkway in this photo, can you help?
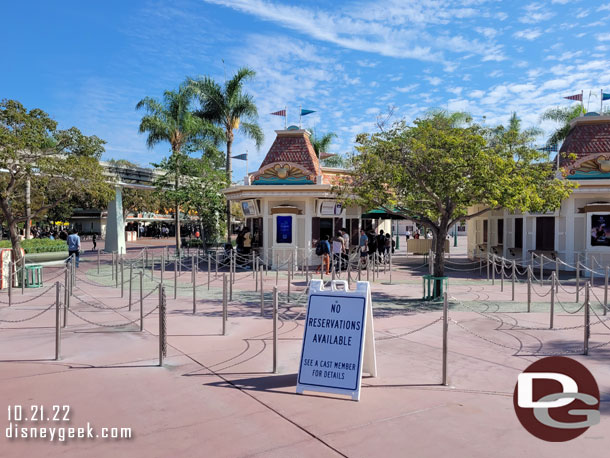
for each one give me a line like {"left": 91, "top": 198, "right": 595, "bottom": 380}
{"left": 1, "top": 240, "right": 608, "bottom": 457}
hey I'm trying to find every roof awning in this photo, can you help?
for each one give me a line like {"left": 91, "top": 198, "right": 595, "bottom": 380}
{"left": 360, "top": 208, "right": 406, "bottom": 220}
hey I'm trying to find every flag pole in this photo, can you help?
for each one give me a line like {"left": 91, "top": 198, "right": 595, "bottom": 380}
{"left": 285, "top": 106, "right": 287, "bottom": 129}
{"left": 602, "top": 89, "right": 604, "bottom": 113}
{"left": 581, "top": 90, "right": 584, "bottom": 112}
{"left": 299, "top": 105, "right": 302, "bottom": 129}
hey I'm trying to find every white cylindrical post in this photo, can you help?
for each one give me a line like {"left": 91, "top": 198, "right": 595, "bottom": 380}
{"left": 442, "top": 292, "right": 448, "bottom": 386}
{"left": 273, "top": 286, "right": 278, "bottom": 374}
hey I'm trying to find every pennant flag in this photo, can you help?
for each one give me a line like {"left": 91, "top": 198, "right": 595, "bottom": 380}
{"left": 603, "top": 92, "right": 610, "bottom": 101}
{"left": 564, "top": 93, "right": 583, "bottom": 101}
{"left": 300, "top": 109, "right": 316, "bottom": 116}
{"left": 270, "top": 109, "right": 286, "bottom": 116}
{"left": 232, "top": 154, "right": 247, "bottom": 161}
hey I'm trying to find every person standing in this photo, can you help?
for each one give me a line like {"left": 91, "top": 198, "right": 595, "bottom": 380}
{"left": 332, "top": 231, "right": 345, "bottom": 272}
{"left": 92, "top": 233, "right": 97, "bottom": 251}
{"left": 315, "top": 235, "right": 331, "bottom": 275}
{"left": 243, "top": 227, "right": 252, "bottom": 255}
{"left": 359, "top": 229, "right": 368, "bottom": 268}
{"left": 340, "top": 228, "right": 350, "bottom": 269}
{"left": 67, "top": 229, "right": 81, "bottom": 268}
{"left": 376, "top": 229, "right": 386, "bottom": 261}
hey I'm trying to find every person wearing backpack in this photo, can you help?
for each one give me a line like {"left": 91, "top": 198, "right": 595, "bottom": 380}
{"left": 315, "top": 235, "right": 331, "bottom": 275}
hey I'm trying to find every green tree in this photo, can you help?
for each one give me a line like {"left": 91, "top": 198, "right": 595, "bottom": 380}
{"left": 136, "top": 86, "right": 221, "bottom": 254}
{"left": 341, "top": 111, "right": 574, "bottom": 293}
{"left": 0, "top": 99, "right": 114, "bottom": 263}
{"left": 540, "top": 104, "right": 586, "bottom": 148}
{"left": 153, "top": 153, "right": 227, "bottom": 243}
{"left": 188, "top": 68, "right": 264, "bottom": 241}
{"left": 310, "top": 130, "right": 349, "bottom": 168}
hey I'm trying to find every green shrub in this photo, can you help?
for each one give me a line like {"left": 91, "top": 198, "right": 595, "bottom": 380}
{"left": 0, "top": 239, "right": 68, "bottom": 254}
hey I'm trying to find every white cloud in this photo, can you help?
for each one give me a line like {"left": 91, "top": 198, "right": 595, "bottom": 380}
{"left": 596, "top": 33, "right": 610, "bottom": 42}
{"left": 426, "top": 76, "right": 442, "bottom": 86}
{"left": 519, "top": 3, "right": 555, "bottom": 24}
{"left": 356, "top": 59, "right": 378, "bottom": 68}
{"left": 202, "top": 0, "right": 506, "bottom": 63}
{"left": 395, "top": 84, "right": 419, "bottom": 93}
{"left": 513, "top": 29, "right": 542, "bottom": 40}
{"left": 598, "top": 4, "right": 610, "bottom": 12}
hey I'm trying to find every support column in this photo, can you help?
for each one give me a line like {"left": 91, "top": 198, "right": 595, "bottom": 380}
{"left": 104, "top": 187, "right": 126, "bottom": 254}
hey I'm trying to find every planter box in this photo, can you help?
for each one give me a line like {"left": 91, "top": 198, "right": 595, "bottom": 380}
{"left": 25, "top": 251, "right": 69, "bottom": 264}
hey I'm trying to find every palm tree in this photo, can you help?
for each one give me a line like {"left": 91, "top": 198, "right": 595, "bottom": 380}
{"left": 136, "top": 85, "right": 219, "bottom": 255}
{"left": 189, "top": 68, "right": 264, "bottom": 242}
{"left": 540, "top": 105, "right": 585, "bottom": 148}
{"left": 490, "top": 112, "right": 542, "bottom": 153}
{"left": 310, "top": 131, "right": 337, "bottom": 158}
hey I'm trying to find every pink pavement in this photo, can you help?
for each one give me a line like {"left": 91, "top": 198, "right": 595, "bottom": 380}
{"left": 0, "top": 239, "right": 608, "bottom": 457}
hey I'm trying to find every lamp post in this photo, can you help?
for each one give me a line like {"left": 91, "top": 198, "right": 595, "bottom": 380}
{"left": 453, "top": 224, "right": 458, "bottom": 247}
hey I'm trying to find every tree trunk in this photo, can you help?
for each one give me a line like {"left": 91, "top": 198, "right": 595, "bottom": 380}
{"left": 25, "top": 177, "right": 31, "bottom": 240}
{"left": 432, "top": 219, "right": 449, "bottom": 298}
{"left": 226, "top": 137, "right": 233, "bottom": 243}
{"left": 175, "top": 160, "right": 181, "bottom": 257}
{"left": 0, "top": 198, "right": 24, "bottom": 268}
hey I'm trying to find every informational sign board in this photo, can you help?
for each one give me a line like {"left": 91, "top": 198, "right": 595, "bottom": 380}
{"left": 297, "top": 280, "right": 377, "bottom": 401}
{"left": 276, "top": 215, "right": 292, "bottom": 243}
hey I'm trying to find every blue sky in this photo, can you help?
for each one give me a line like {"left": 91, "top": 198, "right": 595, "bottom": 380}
{"left": 3, "top": 0, "right": 609, "bottom": 181}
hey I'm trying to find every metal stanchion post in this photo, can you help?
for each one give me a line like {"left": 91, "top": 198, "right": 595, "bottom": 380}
{"left": 215, "top": 251, "right": 218, "bottom": 278}
{"left": 160, "top": 250, "right": 165, "bottom": 285}
{"left": 500, "top": 259, "right": 504, "bottom": 292}
{"left": 111, "top": 251, "right": 115, "bottom": 280}
{"left": 63, "top": 268, "right": 69, "bottom": 328}
{"left": 604, "top": 266, "right": 608, "bottom": 315}
{"left": 255, "top": 257, "right": 259, "bottom": 292}
{"left": 8, "top": 265, "right": 12, "bottom": 307}
{"left": 21, "top": 262, "right": 25, "bottom": 295}
{"left": 207, "top": 254, "right": 211, "bottom": 290}
{"left": 366, "top": 256, "right": 370, "bottom": 282}
{"left": 129, "top": 263, "right": 133, "bottom": 311}
{"left": 252, "top": 252, "right": 255, "bottom": 279}
{"left": 192, "top": 260, "right": 197, "bottom": 314}
{"left": 229, "top": 252, "right": 233, "bottom": 302}
{"left": 491, "top": 256, "right": 495, "bottom": 285}
{"left": 287, "top": 261, "right": 291, "bottom": 303}
{"left": 555, "top": 258, "right": 559, "bottom": 292}
{"left": 173, "top": 257, "right": 177, "bottom": 300}
{"left": 191, "top": 254, "right": 195, "bottom": 285}
{"left": 260, "top": 265, "right": 264, "bottom": 316}
{"left": 139, "top": 271, "right": 144, "bottom": 332}
{"left": 120, "top": 257, "right": 124, "bottom": 298}
{"left": 590, "top": 257, "right": 595, "bottom": 287}
{"left": 510, "top": 260, "right": 517, "bottom": 301}
{"left": 151, "top": 254, "right": 154, "bottom": 281}
{"left": 273, "top": 286, "right": 278, "bottom": 374}
{"left": 576, "top": 262, "right": 580, "bottom": 303}
{"left": 539, "top": 254, "right": 543, "bottom": 286}
{"left": 442, "top": 292, "right": 448, "bottom": 386}
{"left": 527, "top": 266, "right": 531, "bottom": 313}
{"left": 222, "top": 273, "right": 227, "bottom": 335}
{"left": 55, "top": 282, "right": 61, "bottom": 360}
{"left": 584, "top": 281, "right": 590, "bottom": 355}
{"left": 486, "top": 253, "right": 490, "bottom": 280}
{"left": 275, "top": 252, "right": 279, "bottom": 285}
{"left": 97, "top": 249, "right": 101, "bottom": 274}
{"left": 550, "top": 272, "right": 555, "bottom": 329}
{"left": 389, "top": 251, "right": 393, "bottom": 284}
{"left": 158, "top": 285, "right": 165, "bottom": 366}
